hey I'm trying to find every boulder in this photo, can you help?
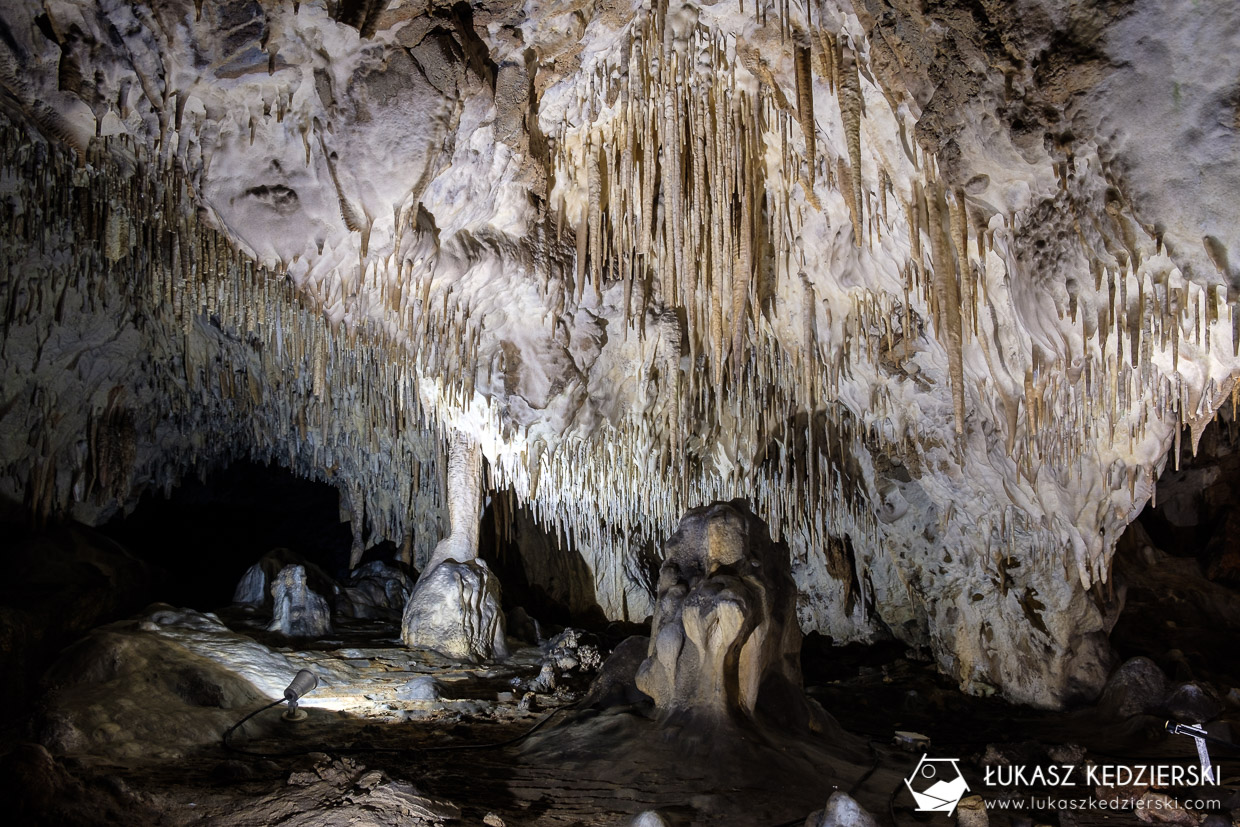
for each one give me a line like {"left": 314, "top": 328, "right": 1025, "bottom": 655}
{"left": 1098, "top": 657, "right": 1169, "bottom": 719}
{"left": 340, "top": 561, "right": 414, "bottom": 620}
{"left": 1164, "top": 681, "right": 1224, "bottom": 724}
{"left": 582, "top": 635, "right": 652, "bottom": 710}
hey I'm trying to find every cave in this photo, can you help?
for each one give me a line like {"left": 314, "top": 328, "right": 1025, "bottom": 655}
{"left": 2, "top": 0, "right": 1240, "bottom": 825}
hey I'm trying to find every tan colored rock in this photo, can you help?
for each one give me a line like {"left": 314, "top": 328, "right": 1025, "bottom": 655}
{"left": 636, "top": 501, "right": 803, "bottom": 726}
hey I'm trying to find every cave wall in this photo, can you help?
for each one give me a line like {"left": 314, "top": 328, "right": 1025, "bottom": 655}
{"left": 2, "top": 0, "right": 1239, "bottom": 707}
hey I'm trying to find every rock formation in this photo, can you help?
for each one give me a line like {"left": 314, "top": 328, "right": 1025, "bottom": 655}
{"left": 268, "top": 564, "right": 334, "bottom": 639}
{"left": 402, "top": 429, "right": 507, "bottom": 660}
{"left": 400, "top": 558, "right": 507, "bottom": 662}
{"left": 636, "top": 501, "right": 805, "bottom": 726}
{"left": 340, "top": 560, "right": 414, "bottom": 620}
{"left": 1, "top": 0, "right": 1239, "bottom": 709}
{"left": 233, "top": 548, "right": 339, "bottom": 612}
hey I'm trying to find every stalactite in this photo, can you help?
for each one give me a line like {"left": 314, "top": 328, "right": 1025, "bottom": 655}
{"left": 794, "top": 42, "right": 815, "bottom": 184}
{"left": 836, "top": 42, "right": 864, "bottom": 246}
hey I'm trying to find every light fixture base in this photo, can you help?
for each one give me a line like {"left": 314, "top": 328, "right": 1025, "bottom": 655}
{"left": 282, "top": 707, "right": 308, "bottom": 722}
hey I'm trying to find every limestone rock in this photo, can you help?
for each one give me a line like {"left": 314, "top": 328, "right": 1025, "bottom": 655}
{"left": 582, "top": 635, "right": 652, "bottom": 710}
{"left": 268, "top": 565, "right": 334, "bottom": 639}
{"left": 1164, "top": 682, "right": 1224, "bottom": 724}
{"left": 955, "top": 795, "right": 989, "bottom": 827}
{"left": 396, "top": 676, "right": 441, "bottom": 702}
{"left": 233, "top": 549, "right": 339, "bottom": 613}
{"left": 401, "top": 560, "right": 507, "bottom": 662}
{"left": 804, "top": 791, "right": 878, "bottom": 827}
{"left": 506, "top": 607, "right": 542, "bottom": 645}
{"left": 232, "top": 565, "right": 267, "bottom": 607}
{"left": 1098, "top": 657, "right": 1169, "bottom": 718}
{"left": 635, "top": 501, "right": 803, "bottom": 726}
{"left": 340, "top": 561, "right": 414, "bottom": 620}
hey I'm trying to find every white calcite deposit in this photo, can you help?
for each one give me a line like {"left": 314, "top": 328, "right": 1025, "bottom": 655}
{"left": 2, "top": 0, "right": 1239, "bottom": 707}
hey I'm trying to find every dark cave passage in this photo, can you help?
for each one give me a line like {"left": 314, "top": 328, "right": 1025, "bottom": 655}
{"left": 98, "top": 460, "right": 357, "bottom": 611}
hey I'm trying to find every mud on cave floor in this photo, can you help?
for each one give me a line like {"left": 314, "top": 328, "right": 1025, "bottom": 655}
{"left": 6, "top": 593, "right": 1240, "bottom": 827}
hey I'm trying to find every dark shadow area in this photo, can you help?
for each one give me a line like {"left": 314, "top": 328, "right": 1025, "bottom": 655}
{"left": 478, "top": 490, "right": 610, "bottom": 631}
{"left": 1127, "top": 408, "right": 1240, "bottom": 584}
{"left": 1110, "top": 411, "right": 1240, "bottom": 693}
{"left": 0, "top": 522, "right": 156, "bottom": 727}
{"left": 99, "top": 460, "right": 354, "bottom": 610}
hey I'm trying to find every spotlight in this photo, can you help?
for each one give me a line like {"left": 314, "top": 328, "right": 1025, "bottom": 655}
{"left": 1165, "top": 721, "right": 1216, "bottom": 784}
{"left": 282, "top": 669, "right": 318, "bottom": 721}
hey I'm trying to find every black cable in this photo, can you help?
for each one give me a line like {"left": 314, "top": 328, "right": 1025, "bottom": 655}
{"left": 848, "top": 740, "right": 884, "bottom": 797}
{"left": 222, "top": 698, "right": 286, "bottom": 755}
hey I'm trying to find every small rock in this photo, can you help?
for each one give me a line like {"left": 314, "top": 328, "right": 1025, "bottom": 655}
{"left": 397, "top": 676, "right": 441, "bottom": 702}
{"left": 518, "top": 691, "right": 537, "bottom": 712}
{"left": 1165, "top": 682, "right": 1224, "bottom": 724}
{"left": 1047, "top": 744, "right": 1086, "bottom": 764}
{"left": 1134, "top": 791, "right": 1200, "bottom": 825}
{"left": 286, "top": 771, "right": 318, "bottom": 787}
{"left": 483, "top": 814, "right": 506, "bottom": 827}
{"left": 356, "top": 770, "right": 383, "bottom": 791}
{"left": 894, "top": 731, "right": 931, "bottom": 752}
{"left": 1098, "top": 657, "right": 1168, "bottom": 718}
{"left": 956, "top": 795, "right": 988, "bottom": 827}
{"left": 806, "top": 791, "right": 878, "bottom": 827}
{"left": 529, "top": 662, "right": 557, "bottom": 693}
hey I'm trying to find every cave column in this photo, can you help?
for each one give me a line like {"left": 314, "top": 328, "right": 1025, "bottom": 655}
{"left": 401, "top": 431, "right": 507, "bottom": 662}
{"left": 424, "top": 432, "right": 483, "bottom": 572}
{"left": 347, "top": 482, "right": 366, "bottom": 570}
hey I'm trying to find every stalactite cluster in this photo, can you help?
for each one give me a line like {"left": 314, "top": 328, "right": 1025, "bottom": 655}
{"left": 0, "top": 120, "right": 446, "bottom": 565}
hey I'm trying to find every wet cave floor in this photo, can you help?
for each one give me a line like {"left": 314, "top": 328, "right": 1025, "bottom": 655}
{"left": 9, "top": 600, "right": 1240, "bottom": 827}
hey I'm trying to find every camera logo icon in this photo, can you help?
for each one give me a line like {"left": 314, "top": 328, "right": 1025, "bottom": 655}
{"left": 904, "top": 755, "right": 969, "bottom": 815}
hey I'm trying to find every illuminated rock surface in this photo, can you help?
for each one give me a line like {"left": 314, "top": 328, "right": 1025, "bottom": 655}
{"left": 401, "top": 558, "right": 508, "bottom": 661}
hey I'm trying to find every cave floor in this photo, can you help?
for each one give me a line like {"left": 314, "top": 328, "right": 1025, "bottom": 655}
{"left": 8, "top": 607, "right": 1240, "bottom": 826}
